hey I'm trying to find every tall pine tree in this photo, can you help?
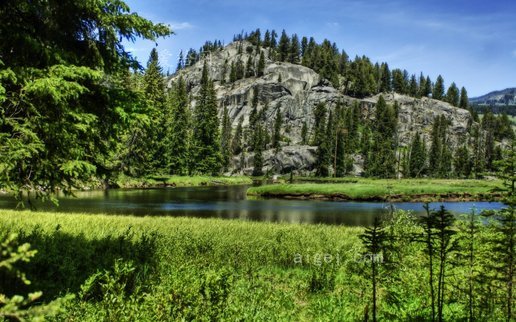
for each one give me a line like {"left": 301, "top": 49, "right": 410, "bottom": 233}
{"left": 191, "top": 62, "right": 222, "bottom": 175}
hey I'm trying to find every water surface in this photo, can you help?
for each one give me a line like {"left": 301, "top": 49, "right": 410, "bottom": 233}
{"left": 0, "top": 185, "right": 504, "bottom": 226}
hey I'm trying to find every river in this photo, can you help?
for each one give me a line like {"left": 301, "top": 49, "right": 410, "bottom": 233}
{"left": 0, "top": 185, "right": 504, "bottom": 226}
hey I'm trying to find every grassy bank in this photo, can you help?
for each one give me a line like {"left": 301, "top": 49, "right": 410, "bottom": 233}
{"left": 247, "top": 178, "right": 503, "bottom": 201}
{"left": 115, "top": 174, "right": 252, "bottom": 188}
{"left": 0, "top": 209, "right": 511, "bottom": 321}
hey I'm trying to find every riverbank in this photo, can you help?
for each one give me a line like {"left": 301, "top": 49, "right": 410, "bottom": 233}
{"left": 247, "top": 178, "right": 503, "bottom": 202}
{"left": 114, "top": 174, "right": 253, "bottom": 188}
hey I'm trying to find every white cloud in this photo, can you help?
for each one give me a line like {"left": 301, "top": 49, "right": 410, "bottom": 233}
{"left": 325, "top": 22, "right": 340, "bottom": 28}
{"left": 168, "top": 22, "right": 194, "bottom": 30}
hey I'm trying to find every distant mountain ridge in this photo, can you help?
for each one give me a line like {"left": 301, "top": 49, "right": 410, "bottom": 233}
{"left": 470, "top": 88, "right": 516, "bottom": 106}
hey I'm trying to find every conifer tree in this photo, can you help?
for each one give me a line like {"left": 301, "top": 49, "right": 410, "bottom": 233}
{"left": 429, "top": 116, "right": 443, "bottom": 177}
{"left": 380, "top": 63, "right": 392, "bottom": 93}
{"left": 252, "top": 124, "right": 264, "bottom": 176}
{"left": 313, "top": 103, "right": 330, "bottom": 176}
{"left": 235, "top": 58, "right": 245, "bottom": 80}
{"left": 301, "top": 36, "right": 308, "bottom": 57}
{"left": 272, "top": 106, "right": 283, "bottom": 150}
{"left": 220, "top": 106, "right": 233, "bottom": 172}
{"left": 409, "top": 74, "right": 419, "bottom": 97}
{"left": 229, "top": 62, "right": 237, "bottom": 82}
{"left": 446, "top": 82, "right": 460, "bottom": 107}
{"left": 169, "top": 76, "right": 190, "bottom": 175}
{"left": 392, "top": 69, "right": 406, "bottom": 94}
{"left": 459, "top": 87, "right": 469, "bottom": 109}
{"left": 423, "top": 76, "right": 433, "bottom": 97}
{"left": 245, "top": 56, "right": 254, "bottom": 78}
{"left": 408, "top": 132, "right": 426, "bottom": 177}
{"left": 263, "top": 30, "right": 271, "bottom": 48}
{"left": 360, "top": 217, "right": 387, "bottom": 322}
{"left": 231, "top": 116, "right": 244, "bottom": 155}
{"left": 270, "top": 30, "right": 278, "bottom": 49}
{"left": 257, "top": 51, "right": 265, "bottom": 77}
{"left": 191, "top": 62, "right": 222, "bottom": 175}
{"left": 278, "top": 30, "right": 290, "bottom": 62}
{"left": 143, "top": 48, "right": 168, "bottom": 174}
{"left": 289, "top": 34, "right": 301, "bottom": 64}
{"left": 454, "top": 144, "right": 472, "bottom": 178}
{"left": 177, "top": 50, "right": 184, "bottom": 71}
{"left": 367, "top": 96, "right": 397, "bottom": 177}
{"left": 301, "top": 121, "right": 308, "bottom": 145}
{"left": 433, "top": 75, "right": 445, "bottom": 100}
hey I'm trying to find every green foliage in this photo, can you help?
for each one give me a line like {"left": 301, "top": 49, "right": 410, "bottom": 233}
{"left": 433, "top": 75, "right": 445, "bottom": 100}
{"left": 366, "top": 96, "right": 398, "bottom": 178}
{"left": 168, "top": 76, "right": 190, "bottom": 175}
{"left": 446, "top": 82, "right": 460, "bottom": 107}
{"left": 407, "top": 132, "right": 427, "bottom": 177}
{"left": 221, "top": 106, "right": 233, "bottom": 172}
{"left": 272, "top": 106, "right": 283, "bottom": 151}
{"left": 0, "top": 0, "right": 171, "bottom": 201}
{"left": 0, "top": 234, "right": 69, "bottom": 321}
{"left": 191, "top": 62, "right": 222, "bottom": 175}
{"left": 0, "top": 206, "right": 515, "bottom": 321}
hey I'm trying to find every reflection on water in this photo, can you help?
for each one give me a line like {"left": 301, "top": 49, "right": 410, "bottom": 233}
{"left": 0, "top": 185, "right": 505, "bottom": 226}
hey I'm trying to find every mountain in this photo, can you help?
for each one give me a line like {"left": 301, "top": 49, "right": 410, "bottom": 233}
{"left": 470, "top": 88, "right": 516, "bottom": 106}
{"left": 168, "top": 40, "right": 475, "bottom": 175}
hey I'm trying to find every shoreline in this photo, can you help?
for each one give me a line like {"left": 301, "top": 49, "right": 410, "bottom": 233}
{"left": 247, "top": 179, "right": 504, "bottom": 202}
{"left": 108, "top": 175, "right": 253, "bottom": 189}
{"left": 248, "top": 192, "right": 503, "bottom": 202}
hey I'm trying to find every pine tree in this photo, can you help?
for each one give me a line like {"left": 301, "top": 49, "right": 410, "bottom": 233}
{"left": 191, "top": 62, "right": 222, "bottom": 175}
{"left": 257, "top": 51, "right": 265, "bottom": 77}
{"left": 429, "top": 116, "right": 443, "bottom": 177}
{"left": 235, "top": 58, "right": 245, "bottom": 80}
{"left": 143, "top": 48, "right": 168, "bottom": 174}
{"left": 270, "top": 30, "right": 278, "bottom": 49}
{"left": 409, "top": 74, "right": 419, "bottom": 97}
{"left": 263, "top": 30, "right": 271, "bottom": 48}
{"left": 408, "top": 132, "right": 426, "bottom": 177}
{"left": 454, "top": 144, "right": 472, "bottom": 178}
{"left": 272, "top": 106, "right": 283, "bottom": 150}
{"left": 446, "top": 82, "right": 460, "bottom": 107}
{"left": 392, "top": 69, "right": 406, "bottom": 94}
{"left": 220, "top": 106, "right": 233, "bottom": 172}
{"left": 314, "top": 103, "right": 330, "bottom": 176}
{"left": 459, "top": 87, "right": 469, "bottom": 109}
{"left": 433, "top": 75, "right": 445, "bottom": 100}
{"left": 278, "top": 30, "right": 290, "bottom": 62}
{"left": 380, "top": 63, "right": 392, "bottom": 93}
{"left": 252, "top": 124, "right": 264, "bottom": 176}
{"left": 169, "top": 76, "right": 190, "bottom": 175}
{"left": 177, "top": 50, "right": 184, "bottom": 71}
{"left": 231, "top": 116, "right": 244, "bottom": 155}
{"left": 301, "top": 121, "right": 308, "bottom": 145}
{"left": 245, "top": 56, "right": 255, "bottom": 78}
{"left": 229, "top": 62, "right": 237, "bottom": 82}
{"left": 367, "top": 96, "right": 398, "bottom": 177}
{"left": 289, "top": 34, "right": 301, "bottom": 64}
{"left": 360, "top": 217, "right": 387, "bottom": 322}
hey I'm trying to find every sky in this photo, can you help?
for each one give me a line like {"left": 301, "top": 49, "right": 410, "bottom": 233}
{"left": 124, "top": 0, "right": 516, "bottom": 97}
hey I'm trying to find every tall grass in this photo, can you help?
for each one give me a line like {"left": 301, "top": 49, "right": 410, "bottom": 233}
{"left": 0, "top": 208, "right": 510, "bottom": 320}
{"left": 248, "top": 178, "right": 502, "bottom": 201}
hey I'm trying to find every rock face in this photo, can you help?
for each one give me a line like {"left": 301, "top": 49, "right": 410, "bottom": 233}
{"left": 168, "top": 41, "right": 474, "bottom": 175}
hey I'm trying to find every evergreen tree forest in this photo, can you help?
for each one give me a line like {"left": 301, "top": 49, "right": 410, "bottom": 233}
{"left": 172, "top": 28, "right": 513, "bottom": 179}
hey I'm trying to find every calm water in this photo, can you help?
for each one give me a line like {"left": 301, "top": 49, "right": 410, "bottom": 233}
{"left": 0, "top": 185, "right": 504, "bottom": 226}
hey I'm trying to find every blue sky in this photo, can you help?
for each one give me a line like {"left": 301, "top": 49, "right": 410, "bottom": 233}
{"left": 124, "top": 0, "right": 516, "bottom": 97}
